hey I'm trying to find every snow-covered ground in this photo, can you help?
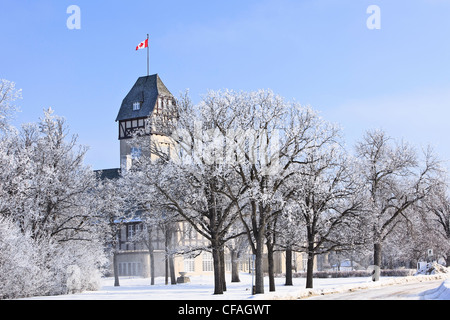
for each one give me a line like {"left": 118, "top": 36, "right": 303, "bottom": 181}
{"left": 22, "top": 272, "right": 450, "bottom": 300}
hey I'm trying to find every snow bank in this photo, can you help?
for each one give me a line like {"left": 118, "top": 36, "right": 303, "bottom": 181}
{"left": 421, "top": 279, "right": 450, "bottom": 300}
{"left": 415, "top": 262, "right": 449, "bottom": 276}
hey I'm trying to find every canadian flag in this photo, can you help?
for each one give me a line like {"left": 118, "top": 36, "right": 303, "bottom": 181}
{"left": 136, "top": 38, "right": 148, "bottom": 51}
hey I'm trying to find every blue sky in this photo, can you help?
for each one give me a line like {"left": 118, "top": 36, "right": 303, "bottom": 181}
{"left": 1, "top": 0, "right": 450, "bottom": 170}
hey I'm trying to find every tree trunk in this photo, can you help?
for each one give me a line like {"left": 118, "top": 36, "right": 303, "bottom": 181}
{"left": 169, "top": 253, "right": 176, "bottom": 285}
{"left": 149, "top": 248, "right": 155, "bottom": 285}
{"left": 166, "top": 227, "right": 176, "bottom": 285}
{"left": 306, "top": 252, "right": 314, "bottom": 289}
{"left": 113, "top": 250, "right": 120, "bottom": 287}
{"left": 231, "top": 249, "right": 240, "bottom": 282}
{"left": 285, "top": 247, "right": 293, "bottom": 286}
{"left": 164, "top": 226, "right": 177, "bottom": 285}
{"left": 306, "top": 239, "right": 315, "bottom": 289}
{"left": 212, "top": 246, "right": 223, "bottom": 295}
{"left": 373, "top": 242, "right": 382, "bottom": 281}
{"left": 220, "top": 248, "right": 227, "bottom": 292}
{"left": 254, "top": 234, "right": 265, "bottom": 294}
{"left": 148, "top": 227, "right": 155, "bottom": 285}
{"left": 267, "top": 243, "right": 275, "bottom": 292}
{"left": 165, "top": 256, "right": 168, "bottom": 285}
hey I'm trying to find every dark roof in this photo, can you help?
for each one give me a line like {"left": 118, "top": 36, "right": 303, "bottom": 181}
{"left": 115, "top": 74, "right": 173, "bottom": 122}
{"left": 94, "top": 168, "right": 121, "bottom": 180}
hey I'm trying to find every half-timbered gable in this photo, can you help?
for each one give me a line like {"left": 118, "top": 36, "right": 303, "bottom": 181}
{"left": 116, "top": 74, "right": 176, "bottom": 140}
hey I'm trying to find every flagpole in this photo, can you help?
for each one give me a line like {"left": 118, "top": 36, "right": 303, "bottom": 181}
{"left": 147, "top": 34, "right": 149, "bottom": 76}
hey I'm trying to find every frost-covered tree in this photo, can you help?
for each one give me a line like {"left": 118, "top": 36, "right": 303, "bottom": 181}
{"left": 277, "top": 201, "right": 306, "bottom": 285}
{"left": 380, "top": 208, "right": 423, "bottom": 269}
{"left": 355, "top": 129, "right": 442, "bottom": 281}
{"left": 0, "top": 99, "right": 106, "bottom": 298}
{"left": 227, "top": 235, "right": 249, "bottom": 283}
{"left": 0, "top": 79, "right": 22, "bottom": 133}
{"left": 125, "top": 88, "right": 356, "bottom": 294}
{"left": 135, "top": 214, "right": 179, "bottom": 286}
{"left": 208, "top": 89, "right": 344, "bottom": 293}
{"left": 94, "top": 173, "right": 127, "bottom": 287}
{"left": 280, "top": 145, "right": 363, "bottom": 288}
{"left": 421, "top": 181, "right": 450, "bottom": 266}
{"left": 122, "top": 177, "right": 181, "bottom": 286}
{"left": 0, "top": 216, "right": 43, "bottom": 299}
{"left": 123, "top": 92, "right": 243, "bottom": 295}
{"left": 6, "top": 109, "right": 97, "bottom": 242}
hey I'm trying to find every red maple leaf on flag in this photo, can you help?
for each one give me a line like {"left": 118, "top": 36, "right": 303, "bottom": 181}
{"left": 136, "top": 38, "right": 149, "bottom": 51}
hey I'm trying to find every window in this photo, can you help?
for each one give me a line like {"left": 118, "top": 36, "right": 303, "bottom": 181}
{"left": 118, "top": 262, "right": 142, "bottom": 276}
{"left": 301, "top": 253, "right": 308, "bottom": 272}
{"left": 133, "top": 102, "right": 141, "bottom": 111}
{"left": 240, "top": 259, "right": 249, "bottom": 273}
{"left": 127, "top": 224, "right": 143, "bottom": 240}
{"left": 131, "top": 147, "right": 142, "bottom": 159}
{"left": 119, "top": 118, "right": 146, "bottom": 139}
{"left": 129, "top": 262, "right": 134, "bottom": 275}
{"left": 202, "top": 252, "right": 213, "bottom": 272}
{"left": 119, "top": 262, "right": 124, "bottom": 275}
{"left": 128, "top": 225, "right": 134, "bottom": 239}
{"left": 184, "top": 256, "right": 195, "bottom": 272}
{"left": 157, "top": 98, "right": 162, "bottom": 113}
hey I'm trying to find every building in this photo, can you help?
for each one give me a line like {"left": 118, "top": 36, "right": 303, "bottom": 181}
{"left": 97, "top": 74, "right": 321, "bottom": 279}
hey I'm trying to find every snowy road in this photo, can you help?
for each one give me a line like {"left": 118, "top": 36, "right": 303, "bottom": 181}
{"left": 303, "top": 279, "right": 444, "bottom": 300}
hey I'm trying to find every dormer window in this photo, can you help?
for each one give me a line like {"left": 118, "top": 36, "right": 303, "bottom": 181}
{"left": 133, "top": 102, "right": 141, "bottom": 111}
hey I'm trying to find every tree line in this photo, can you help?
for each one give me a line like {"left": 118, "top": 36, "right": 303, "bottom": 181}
{"left": 120, "top": 89, "right": 448, "bottom": 294}
{"left": 1, "top": 79, "right": 449, "bottom": 298}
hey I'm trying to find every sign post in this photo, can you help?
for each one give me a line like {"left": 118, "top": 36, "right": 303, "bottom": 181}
{"left": 427, "top": 249, "right": 434, "bottom": 262}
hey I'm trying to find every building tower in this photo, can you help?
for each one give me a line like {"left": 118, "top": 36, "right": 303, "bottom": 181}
{"left": 115, "top": 74, "right": 175, "bottom": 170}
